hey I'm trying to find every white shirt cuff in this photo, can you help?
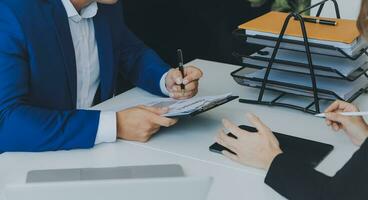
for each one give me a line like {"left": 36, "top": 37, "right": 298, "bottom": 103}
{"left": 160, "top": 71, "right": 170, "bottom": 97}
{"left": 95, "top": 111, "right": 117, "bottom": 145}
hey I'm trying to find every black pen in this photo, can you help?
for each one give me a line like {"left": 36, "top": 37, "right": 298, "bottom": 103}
{"left": 295, "top": 17, "right": 337, "bottom": 26}
{"left": 177, "top": 49, "right": 185, "bottom": 91}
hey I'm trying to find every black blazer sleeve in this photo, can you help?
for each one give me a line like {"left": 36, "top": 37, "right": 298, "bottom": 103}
{"left": 265, "top": 138, "right": 368, "bottom": 200}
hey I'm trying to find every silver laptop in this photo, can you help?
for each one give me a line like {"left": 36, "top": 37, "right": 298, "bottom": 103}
{"left": 26, "top": 164, "right": 185, "bottom": 183}
{"left": 4, "top": 177, "right": 213, "bottom": 200}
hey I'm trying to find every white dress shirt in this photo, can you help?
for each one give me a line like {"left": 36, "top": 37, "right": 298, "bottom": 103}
{"left": 61, "top": 0, "right": 169, "bottom": 145}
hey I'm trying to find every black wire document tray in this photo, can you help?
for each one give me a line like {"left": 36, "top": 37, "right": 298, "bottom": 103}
{"left": 232, "top": 67, "right": 368, "bottom": 101}
{"left": 244, "top": 33, "right": 368, "bottom": 60}
{"left": 231, "top": 0, "right": 368, "bottom": 114}
{"left": 236, "top": 47, "right": 368, "bottom": 81}
{"left": 232, "top": 28, "right": 368, "bottom": 60}
{"left": 231, "top": 67, "right": 368, "bottom": 114}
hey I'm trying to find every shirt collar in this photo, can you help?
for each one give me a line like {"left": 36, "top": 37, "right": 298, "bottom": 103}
{"left": 61, "top": 0, "right": 98, "bottom": 22}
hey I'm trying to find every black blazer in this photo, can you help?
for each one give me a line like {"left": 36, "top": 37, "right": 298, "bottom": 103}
{"left": 265, "top": 138, "right": 368, "bottom": 200}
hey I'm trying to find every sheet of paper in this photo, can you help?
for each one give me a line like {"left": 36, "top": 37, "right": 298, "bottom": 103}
{"left": 242, "top": 80, "right": 336, "bottom": 99}
{"left": 144, "top": 93, "right": 233, "bottom": 117}
{"left": 240, "top": 68, "right": 368, "bottom": 100}
{"left": 246, "top": 30, "right": 358, "bottom": 49}
{"left": 243, "top": 57, "right": 343, "bottom": 78}
{"left": 246, "top": 34, "right": 368, "bottom": 57}
{"left": 247, "top": 47, "right": 368, "bottom": 77}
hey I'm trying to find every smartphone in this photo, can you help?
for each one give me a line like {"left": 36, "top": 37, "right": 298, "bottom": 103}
{"left": 209, "top": 133, "right": 237, "bottom": 155}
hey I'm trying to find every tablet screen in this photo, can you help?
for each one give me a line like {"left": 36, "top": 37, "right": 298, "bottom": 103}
{"left": 209, "top": 125, "right": 334, "bottom": 168}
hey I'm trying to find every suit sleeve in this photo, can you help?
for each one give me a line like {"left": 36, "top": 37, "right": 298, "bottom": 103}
{"left": 117, "top": 8, "right": 170, "bottom": 96}
{"left": 265, "top": 138, "right": 368, "bottom": 200}
{"left": 0, "top": 3, "right": 100, "bottom": 152}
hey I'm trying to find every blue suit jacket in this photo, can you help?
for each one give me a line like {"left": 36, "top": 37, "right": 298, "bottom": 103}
{"left": 0, "top": 0, "right": 170, "bottom": 152}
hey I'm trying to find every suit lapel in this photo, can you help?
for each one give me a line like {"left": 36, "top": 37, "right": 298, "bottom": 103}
{"left": 42, "top": 0, "right": 77, "bottom": 107}
{"left": 94, "top": 7, "right": 115, "bottom": 102}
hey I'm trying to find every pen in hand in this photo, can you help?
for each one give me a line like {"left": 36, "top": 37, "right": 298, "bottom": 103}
{"left": 177, "top": 49, "right": 186, "bottom": 92}
{"left": 315, "top": 112, "right": 368, "bottom": 118}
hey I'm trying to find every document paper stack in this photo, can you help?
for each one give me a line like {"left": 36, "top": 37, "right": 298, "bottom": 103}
{"left": 232, "top": 11, "right": 368, "bottom": 113}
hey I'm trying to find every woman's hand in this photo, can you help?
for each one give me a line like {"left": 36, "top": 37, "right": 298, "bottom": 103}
{"left": 216, "top": 113, "right": 282, "bottom": 170}
{"left": 325, "top": 100, "right": 368, "bottom": 146}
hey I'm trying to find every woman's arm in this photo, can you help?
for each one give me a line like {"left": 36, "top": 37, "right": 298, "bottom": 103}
{"left": 265, "top": 138, "right": 368, "bottom": 200}
{"left": 217, "top": 106, "right": 368, "bottom": 199}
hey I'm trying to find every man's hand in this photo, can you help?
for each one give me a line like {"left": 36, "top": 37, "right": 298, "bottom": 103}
{"left": 325, "top": 100, "right": 368, "bottom": 146}
{"left": 165, "top": 66, "right": 203, "bottom": 100}
{"left": 116, "top": 106, "right": 178, "bottom": 143}
{"left": 216, "top": 114, "right": 282, "bottom": 170}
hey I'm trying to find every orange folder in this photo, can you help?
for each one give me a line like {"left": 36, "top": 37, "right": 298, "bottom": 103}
{"left": 238, "top": 11, "right": 360, "bottom": 44}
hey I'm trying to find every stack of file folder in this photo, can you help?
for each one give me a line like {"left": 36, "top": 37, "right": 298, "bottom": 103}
{"left": 239, "top": 11, "right": 368, "bottom": 58}
{"left": 232, "top": 11, "right": 368, "bottom": 113}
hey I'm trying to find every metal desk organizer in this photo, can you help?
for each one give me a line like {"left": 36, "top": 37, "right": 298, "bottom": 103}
{"left": 231, "top": 0, "right": 368, "bottom": 114}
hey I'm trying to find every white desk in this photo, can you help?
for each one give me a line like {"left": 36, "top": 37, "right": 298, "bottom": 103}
{"left": 0, "top": 59, "right": 366, "bottom": 200}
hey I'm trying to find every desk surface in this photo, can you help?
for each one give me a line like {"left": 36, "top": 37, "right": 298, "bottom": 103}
{"left": 1, "top": 59, "right": 366, "bottom": 200}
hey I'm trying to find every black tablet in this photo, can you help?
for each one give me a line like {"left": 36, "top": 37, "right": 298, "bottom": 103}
{"left": 209, "top": 125, "right": 334, "bottom": 168}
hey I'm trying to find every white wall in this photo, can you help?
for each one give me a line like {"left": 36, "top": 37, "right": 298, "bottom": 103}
{"left": 311, "top": 0, "right": 362, "bottom": 20}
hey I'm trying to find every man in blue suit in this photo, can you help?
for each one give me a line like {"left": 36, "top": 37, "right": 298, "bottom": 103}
{"left": 0, "top": 0, "right": 203, "bottom": 152}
